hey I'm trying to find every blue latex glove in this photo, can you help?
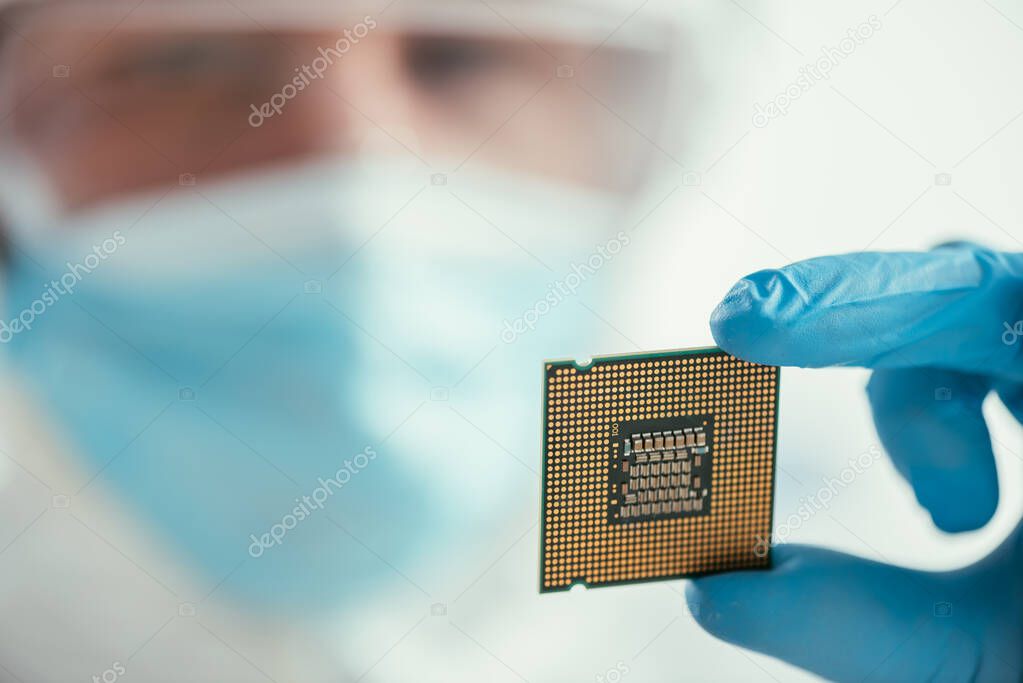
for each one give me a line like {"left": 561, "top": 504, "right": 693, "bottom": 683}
{"left": 687, "top": 244, "right": 1023, "bottom": 681}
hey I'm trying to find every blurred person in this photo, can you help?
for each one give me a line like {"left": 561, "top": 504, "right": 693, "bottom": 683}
{"left": 0, "top": 0, "right": 679, "bottom": 680}
{"left": 1, "top": 2, "right": 1023, "bottom": 683}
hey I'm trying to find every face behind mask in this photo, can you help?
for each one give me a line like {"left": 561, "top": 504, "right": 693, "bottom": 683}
{"left": 0, "top": 155, "right": 627, "bottom": 614}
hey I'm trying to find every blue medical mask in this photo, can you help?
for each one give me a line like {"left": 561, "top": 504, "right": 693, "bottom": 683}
{"left": 0, "top": 156, "right": 625, "bottom": 614}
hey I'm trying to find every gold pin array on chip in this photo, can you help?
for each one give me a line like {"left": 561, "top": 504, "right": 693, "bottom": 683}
{"left": 539, "top": 347, "right": 779, "bottom": 592}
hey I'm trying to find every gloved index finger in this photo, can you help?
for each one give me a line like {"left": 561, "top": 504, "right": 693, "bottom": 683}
{"left": 710, "top": 245, "right": 1023, "bottom": 377}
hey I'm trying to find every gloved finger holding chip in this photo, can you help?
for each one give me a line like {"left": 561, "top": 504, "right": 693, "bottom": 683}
{"left": 712, "top": 243, "right": 1023, "bottom": 532}
{"left": 711, "top": 243, "right": 1023, "bottom": 377}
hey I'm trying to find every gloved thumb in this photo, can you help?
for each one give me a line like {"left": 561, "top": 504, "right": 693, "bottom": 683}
{"left": 685, "top": 545, "right": 983, "bottom": 682}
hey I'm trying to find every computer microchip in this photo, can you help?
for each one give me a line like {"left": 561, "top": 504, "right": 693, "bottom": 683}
{"left": 540, "top": 347, "right": 779, "bottom": 592}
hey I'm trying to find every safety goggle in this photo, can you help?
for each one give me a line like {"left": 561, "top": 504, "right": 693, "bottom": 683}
{"left": 0, "top": 0, "right": 675, "bottom": 210}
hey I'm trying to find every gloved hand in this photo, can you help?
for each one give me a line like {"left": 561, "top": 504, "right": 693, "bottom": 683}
{"left": 687, "top": 243, "right": 1023, "bottom": 681}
